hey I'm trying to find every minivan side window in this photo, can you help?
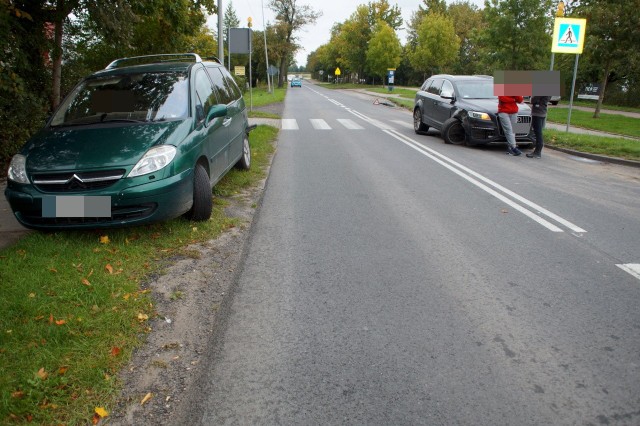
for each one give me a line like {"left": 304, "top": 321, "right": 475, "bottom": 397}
{"left": 428, "top": 79, "right": 444, "bottom": 96}
{"left": 219, "top": 67, "right": 242, "bottom": 100}
{"left": 440, "top": 80, "right": 455, "bottom": 98}
{"left": 194, "top": 69, "right": 217, "bottom": 123}
{"left": 206, "top": 67, "right": 234, "bottom": 104}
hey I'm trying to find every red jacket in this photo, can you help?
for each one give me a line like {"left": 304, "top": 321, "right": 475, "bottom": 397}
{"left": 498, "top": 96, "right": 523, "bottom": 114}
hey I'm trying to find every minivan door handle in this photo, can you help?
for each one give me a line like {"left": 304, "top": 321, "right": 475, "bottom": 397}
{"left": 223, "top": 117, "right": 232, "bottom": 127}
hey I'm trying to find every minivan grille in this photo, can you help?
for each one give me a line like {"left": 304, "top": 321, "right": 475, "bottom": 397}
{"left": 32, "top": 170, "right": 125, "bottom": 192}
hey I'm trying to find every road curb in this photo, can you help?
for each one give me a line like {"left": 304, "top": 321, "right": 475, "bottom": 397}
{"left": 545, "top": 145, "right": 640, "bottom": 168}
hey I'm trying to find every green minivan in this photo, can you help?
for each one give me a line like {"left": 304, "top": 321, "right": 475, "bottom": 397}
{"left": 5, "top": 53, "right": 252, "bottom": 229}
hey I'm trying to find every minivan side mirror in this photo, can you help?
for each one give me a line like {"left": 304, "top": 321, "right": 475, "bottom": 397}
{"left": 206, "top": 104, "right": 228, "bottom": 123}
{"left": 441, "top": 93, "right": 455, "bottom": 100}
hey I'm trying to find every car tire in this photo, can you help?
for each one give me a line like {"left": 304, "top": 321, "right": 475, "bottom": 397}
{"left": 550, "top": 101, "right": 559, "bottom": 105}
{"left": 442, "top": 118, "right": 466, "bottom": 145}
{"left": 235, "top": 135, "right": 251, "bottom": 170}
{"left": 185, "top": 163, "right": 212, "bottom": 221}
{"left": 413, "top": 108, "right": 429, "bottom": 133}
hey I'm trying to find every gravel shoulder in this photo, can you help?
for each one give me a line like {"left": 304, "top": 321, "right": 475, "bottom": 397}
{"left": 108, "top": 102, "right": 282, "bottom": 425}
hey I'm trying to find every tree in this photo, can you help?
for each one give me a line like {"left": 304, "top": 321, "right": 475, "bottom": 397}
{"left": 447, "top": 1, "right": 485, "bottom": 74}
{"left": 269, "top": 0, "right": 321, "bottom": 87}
{"left": 479, "top": 0, "right": 551, "bottom": 70}
{"left": 223, "top": 1, "right": 240, "bottom": 45}
{"left": 366, "top": 21, "right": 402, "bottom": 85}
{"left": 409, "top": 13, "right": 460, "bottom": 78}
{"left": 576, "top": 0, "right": 640, "bottom": 116}
{"left": 368, "top": 0, "right": 403, "bottom": 30}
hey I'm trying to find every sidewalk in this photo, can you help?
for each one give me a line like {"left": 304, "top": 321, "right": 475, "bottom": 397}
{"left": 0, "top": 179, "right": 30, "bottom": 250}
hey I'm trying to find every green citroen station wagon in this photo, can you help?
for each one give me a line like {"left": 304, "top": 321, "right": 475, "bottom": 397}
{"left": 5, "top": 53, "right": 252, "bottom": 229}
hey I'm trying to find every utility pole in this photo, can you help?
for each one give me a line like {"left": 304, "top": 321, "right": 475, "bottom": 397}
{"left": 262, "top": 0, "right": 271, "bottom": 93}
{"left": 218, "top": 0, "right": 224, "bottom": 62}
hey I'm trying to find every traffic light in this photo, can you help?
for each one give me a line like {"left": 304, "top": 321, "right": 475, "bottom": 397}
{"left": 248, "top": 17, "right": 253, "bottom": 28}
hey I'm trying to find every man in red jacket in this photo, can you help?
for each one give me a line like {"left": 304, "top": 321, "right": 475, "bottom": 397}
{"left": 498, "top": 95, "right": 524, "bottom": 156}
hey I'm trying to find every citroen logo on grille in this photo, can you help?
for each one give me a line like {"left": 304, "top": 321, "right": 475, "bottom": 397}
{"left": 67, "top": 174, "right": 87, "bottom": 189}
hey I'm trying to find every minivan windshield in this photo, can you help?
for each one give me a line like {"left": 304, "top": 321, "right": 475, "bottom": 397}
{"left": 456, "top": 80, "right": 497, "bottom": 99}
{"left": 51, "top": 71, "right": 189, "bottom": 127}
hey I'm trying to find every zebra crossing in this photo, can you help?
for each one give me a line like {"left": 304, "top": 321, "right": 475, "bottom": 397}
{"left": 279, "top": 117, "right": 413, "bottom": 131}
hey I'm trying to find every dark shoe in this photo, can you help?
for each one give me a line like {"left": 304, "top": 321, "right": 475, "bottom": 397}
{"left": 526, "top": 151, "right": 541, "bottom": 158}
{"left": 507, "top": 146, "right": 522, "bottom": 156}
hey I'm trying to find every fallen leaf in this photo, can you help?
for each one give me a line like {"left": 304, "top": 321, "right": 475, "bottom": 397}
{"left": 58, "top": 366, "right": 68, "bottom": 375}
{"left": 49, "top": 267, "right": 58, "bottom": 273}
{"left": 100, "top": 235, "right": 110, "bottom": 244}
{"left": 37, "top": 368, "right": 48, "bottom": 380}
{"left": 501, "top": 209, "right": 509, "bottom": 214}
{"left": 123, "top": 293, "right": 131, "bottom": 301}
{"left": 137, "top": 313, "right": 149, "bottom": 322}
{"left": 110, "top": 347, "right": 121, "bottom": 357}
{"left": 92, "top": 413, "right": 100, "bottom": 425}
{"left": 28, "top": 293, "right": 36, "bottom": 298}
{"left": 55, "top": 319, "right": 66, "bottom": 326}
{"left": 82, "top": 278, "right": 91, "bottom": 286}
{"left": 95, "top": 407, "right": 109, "bottom": 418}
{"left": 17, "top": 249, "right": 26, "bottom": 257}
{"left": 11, "top": 390, "right": 25, "bottom": 399}
{"left": 140, "top": 392, "right": 152, "bottom": 405}
{"left": 105, "top": 264, "right": 114, "bottom": 274}
{"left": 49, "top": 314, "right": 54, "bottom": 324}
{"left": 87, "top": 269, "right": 94, "bottom": 278}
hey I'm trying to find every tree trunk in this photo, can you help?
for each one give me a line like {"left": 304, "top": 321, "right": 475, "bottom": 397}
{"left": 51, "top": 0, "right": 65, "bottom": 110}
{"left": 593, "top": 57, "right": 611, "bottom": 119}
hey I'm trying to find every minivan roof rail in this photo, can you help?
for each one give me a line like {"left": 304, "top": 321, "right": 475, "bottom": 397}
{"left": 202, "top": 56, "right": 222, "bottom": 64}
{"left": 105, "top": 53, "right": 203, "bottom": 69}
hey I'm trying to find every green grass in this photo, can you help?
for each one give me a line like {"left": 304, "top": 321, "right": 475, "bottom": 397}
{"left": 0, "top": 125, "right": 278, "bottom": 425}
{"left": 546, "top": 108, "right": 640, "bottom": 138}
{"left": 247, "top": 85, "right": 286, "bottom": 108}
{"left": 567, "top": 100, "right": 640, "bottom": 114}
{"left": 248, "top": 110, "right": 280, "bottom": 119}
{"left": 546, "top": 129, "right": 640, "bottom": 160}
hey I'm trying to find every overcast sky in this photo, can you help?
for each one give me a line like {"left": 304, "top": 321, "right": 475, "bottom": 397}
{"left": 207, "top": 0, "right": 485, "bottom": 66}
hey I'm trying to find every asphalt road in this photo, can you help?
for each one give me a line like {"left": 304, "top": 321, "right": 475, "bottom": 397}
{"left": 179, "top": 82, "right": 640, "bottom": 425}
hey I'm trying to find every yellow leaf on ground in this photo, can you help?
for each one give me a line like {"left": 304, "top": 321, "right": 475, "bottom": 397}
{"left": 28, "top": 293, "right": 35, "bottom": 298}
{"left": 82, "top": 278, "right": 91, "bottom": 286}
{"left": 58, "top": 366, "right": 68, "bottom": 375}
{"left": 37, "top": 368, "right": 48, "bottom": 380}
{"left": 100, "top": 235, "right": 110, "bottom": 244}
{"left": 49, "top": 267, "right": 58, "bottom": 273}
{"left": 140, "top": 392, "right": 153, "bottom": 405}
{"left": 95, "top": 407, "right": 109, "bottom": 418}
{"left": 105, "top": 264, "right": 114, "bottom": 274}
{"left": 137, "top": 313, "right": 149, "bottom": 322}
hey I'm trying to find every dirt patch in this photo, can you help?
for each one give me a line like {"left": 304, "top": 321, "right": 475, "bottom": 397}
{"left": 107, "top": 160, "right": 275, "bottom": 425}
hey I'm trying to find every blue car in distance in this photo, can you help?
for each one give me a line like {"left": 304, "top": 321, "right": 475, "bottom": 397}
{"left": 290, "top": 78, "right": 302, "bottom": 87}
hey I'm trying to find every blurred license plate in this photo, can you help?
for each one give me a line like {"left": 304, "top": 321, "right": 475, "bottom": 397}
{"left": 42, "top": 196, "right": 111, "bottom": 218}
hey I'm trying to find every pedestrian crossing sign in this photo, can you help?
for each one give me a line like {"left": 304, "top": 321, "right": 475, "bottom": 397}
{"left": 552, "top": 18, "right": 586, "bottom": 54}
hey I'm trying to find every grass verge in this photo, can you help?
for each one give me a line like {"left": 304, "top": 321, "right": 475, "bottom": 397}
{"left": 546, "top": 129, "right": 640, "bottom": 161}
{"left": 568, "top": 100, "right": 640, "bottom": 114}
{"left": 0, "top": 125, "right": 278, "bottom": 425}
{"left": 546, "top": 108, "right": 640, "bottom": 138}
{"left": 247, "top": 85, "right": 286, "bottom": 108}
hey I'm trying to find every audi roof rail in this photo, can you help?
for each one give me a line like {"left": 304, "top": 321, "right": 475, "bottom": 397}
{"left": 105, "top": 53, "right": 203, "bottom": 69}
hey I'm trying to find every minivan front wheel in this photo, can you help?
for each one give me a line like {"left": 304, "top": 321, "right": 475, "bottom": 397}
{"left": 442, "top": 118, "right": 466, "bottom": 145}
{"left": 185, "top": 163, "right": 212, "bottom": 221}
{"left": 413, "top": 108, "right": 429, "bottom": 133}
{"left": 235, "top": 135, "right": 251, "bottom": 170}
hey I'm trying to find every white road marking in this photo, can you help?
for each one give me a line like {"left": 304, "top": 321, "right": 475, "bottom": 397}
{"left": 616, "top": 264, "right": 640, "bottom": 280}
{"left": 337, "top": 119, "right": 364, "bottom": 130}
{"left": 391, "top": 120, "right": 414, "bottom": 129}
{"left": 310, "top": 119, "right": 331, "bottom": 130}
{"left": 282, "top": 119, "right": 299, "bottom": 130}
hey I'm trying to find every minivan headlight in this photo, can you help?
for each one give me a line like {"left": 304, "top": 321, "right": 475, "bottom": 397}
{"left": 128, "top": 145, "right": 177, "bottom": 177}
{"left": 8, "top": 154, "right": 29, "bottom": 183}
{"left": 468, "top": 111, "right": 491, "bottom": 121}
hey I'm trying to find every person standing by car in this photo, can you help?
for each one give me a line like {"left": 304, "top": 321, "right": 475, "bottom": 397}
{"left": 527, "top": 96, "right": 551, "bottom": 158}
{"left": 498, "top": 95, "right": 524, "bottom": 156}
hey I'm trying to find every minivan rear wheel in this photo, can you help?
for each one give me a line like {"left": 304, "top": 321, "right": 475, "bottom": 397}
{"left": 185, "top": 163, "right": 212, "bottom": 221}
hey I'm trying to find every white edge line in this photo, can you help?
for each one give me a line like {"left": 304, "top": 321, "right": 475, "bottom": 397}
{"left": 383, "top": 129, "right": 564, "bottom": 233}
{"left": 616, "top": 264, "right": 640, "bottom": 280}
{"left": 389, "top": 129, "right": 587, "bottom": 234}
